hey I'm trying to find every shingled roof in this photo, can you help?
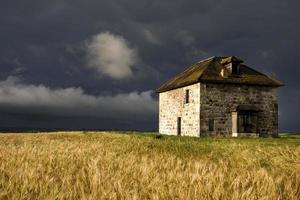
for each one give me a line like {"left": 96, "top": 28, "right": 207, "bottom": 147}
{"left": 156, "top": 56, "right": 283, "bottom": 93}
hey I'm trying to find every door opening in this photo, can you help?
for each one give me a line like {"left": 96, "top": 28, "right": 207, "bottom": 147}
{"left": 177, "top": 117, "right": 181, "bottom": 136}
{"left": 232, "top": 106, "right": 260, "bottom": 137}
{"left": 238, "top": 111, "right": 258, "bottom": 134}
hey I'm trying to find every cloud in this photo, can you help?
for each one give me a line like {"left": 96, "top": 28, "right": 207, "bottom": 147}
{"left": 1, "top": 0, "right": 300, "bottom": 131}
{"left": 174, "top": 30, "right": 195, "bottom": 47}
{"left": 142, "top": 29, "right": 161, "bottom": 45}
{"left": 86, "top": 32, "right": 138, "bottom": 80}
{"left": 0, "top": 76, "right": 158, "bottom": 120}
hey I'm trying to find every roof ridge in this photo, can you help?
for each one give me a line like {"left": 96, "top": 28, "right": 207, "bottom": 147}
{"left": 197, "top": 56, "right": 215, "bottom": 63}
{"left": 179, "top": 58, "right": 213, "bottom": 76}
{"left": 197, "top": 58, "right": 218, "bottom": 81}
{"left": 156, "top": 59, "right": 212, "bottom": 92}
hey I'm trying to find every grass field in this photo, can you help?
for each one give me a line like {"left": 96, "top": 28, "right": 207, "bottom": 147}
{"left": 0, "top": 132, "right": 299, "bottom": 200}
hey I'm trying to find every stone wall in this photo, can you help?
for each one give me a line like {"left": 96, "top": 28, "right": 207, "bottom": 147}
{"left": 200, "top": 83, "right": 278, "bottom": 137}
{"left": 159, "top": 83, "right": 200, "bottom": 137}
{"left": 159, "top": 82, "right": 279, "bottom": 137}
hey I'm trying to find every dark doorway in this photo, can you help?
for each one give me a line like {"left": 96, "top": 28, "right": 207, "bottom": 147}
{"left": 238, "top": 111, "right": 258, "bottom": 133}
{"left": 177, "top": 117, "right": 181, "bottom": 136}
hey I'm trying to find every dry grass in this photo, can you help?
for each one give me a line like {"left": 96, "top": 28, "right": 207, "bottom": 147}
{"left": 0, "top": 132, "right": 299, "bottom": 200}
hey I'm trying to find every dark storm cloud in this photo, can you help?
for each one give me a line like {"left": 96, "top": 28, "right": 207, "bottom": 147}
{"left": 0, "top": 76, "right": 157, "bottom": 119}
{"left": 0, "top": 0, "right": 299, "bottom": 131}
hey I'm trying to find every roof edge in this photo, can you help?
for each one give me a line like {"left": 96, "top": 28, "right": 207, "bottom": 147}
{"left": 156, "top": 80, "right": 283, "bottom": 93}
{"left": 156, "top": 80, "right": 200, "bottom": 93}
{"left": 156, "top": 57, "right": 214, "bottom": 93}
{"left": 199, "top": 79, "right": 283, "bottom": 87}
{"left": 156, "top": 56, "right": 284, "bottom": 93}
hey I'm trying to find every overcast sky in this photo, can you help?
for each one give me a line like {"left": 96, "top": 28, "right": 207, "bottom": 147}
{"left": 0, "top": 0, "right": 299, "bottom": 131}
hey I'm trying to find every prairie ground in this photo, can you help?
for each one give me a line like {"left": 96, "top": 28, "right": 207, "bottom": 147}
{"left": 0, "top": 132, "right": 299, "bottom": 200}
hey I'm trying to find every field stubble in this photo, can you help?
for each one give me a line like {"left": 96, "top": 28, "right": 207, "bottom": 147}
{"left": 0, "top": 132, "right": 299, "bottom": 200}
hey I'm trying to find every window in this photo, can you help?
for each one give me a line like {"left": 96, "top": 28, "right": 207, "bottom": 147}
{"left": 209, "top": 119, "right": 214, "bottom": 131}
{"left": 232, "top": 63, "right": 240, "bottom": 75}
{"left": 177, "top": 117, "right": 181, "bottom": 136}
{"left": 185, "top": 89, "right": 189, "bottom": 104}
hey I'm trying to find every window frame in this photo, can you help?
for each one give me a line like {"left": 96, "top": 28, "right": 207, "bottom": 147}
{"left": 208, "top": 118, "right": 214, "bottom": 131}
{"left": 185, "top": 89, "right": 190, "bottom": 104}
{"left": 232, "top": 63, "right": 240, "bottom": 75}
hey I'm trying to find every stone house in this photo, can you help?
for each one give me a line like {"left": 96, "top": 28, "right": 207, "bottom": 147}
{"left": 156, "top": 56, "right": 283, "bottom": 137}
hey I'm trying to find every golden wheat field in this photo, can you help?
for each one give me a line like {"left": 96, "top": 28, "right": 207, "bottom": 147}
{"left": 0, "top": 132, "right": 299, "bottom": 200}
